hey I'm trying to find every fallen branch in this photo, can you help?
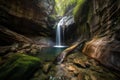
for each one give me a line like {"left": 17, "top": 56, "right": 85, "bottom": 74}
{"left": 55, "top": 39, "right": 86, "bottom": 64}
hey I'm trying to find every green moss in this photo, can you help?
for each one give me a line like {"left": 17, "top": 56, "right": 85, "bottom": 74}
{"left": 90, "top": 71, "right": 117, "bottom": 80}
{"left": 72, "top": 0, "right": 92, "bottom": 38}
{"left": 73, "top": 0, "right": 85, "bottom": 19}
{"left": 0, "top": 54, "right": 41, "bottom": 80}
{"left": 73, "top": 0, "right": 91, "bottom": 23}
{"left": 55, "top": 0, "right": 77, "bottom": 16}
{"left": 49, "top": 15, "right": 56, "bottom": 20}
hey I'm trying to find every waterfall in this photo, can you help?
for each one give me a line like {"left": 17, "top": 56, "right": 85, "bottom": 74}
{"left": 56, "top": 22, "right": 61, "bottom": 46}
{"left": 54, "top": 17, "right": 67, "bottom": 48}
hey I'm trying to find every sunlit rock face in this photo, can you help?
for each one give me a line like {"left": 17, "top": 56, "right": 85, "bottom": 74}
{"left": 73, "top": 0, "right": 120, "bottom": 71}
{"left": 83, "top": 36, "right": 120, "bottom": 71}
{"left": 0, "top": 0, "right": 55, "bottom": 36}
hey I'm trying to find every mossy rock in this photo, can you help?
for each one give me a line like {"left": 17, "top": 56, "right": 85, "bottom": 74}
{"left": 0, "top": 54, "right": 41, "bottom": 80}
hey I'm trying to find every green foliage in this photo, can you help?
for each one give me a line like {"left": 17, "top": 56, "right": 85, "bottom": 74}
{"left": 73, "top": 0, "right": 85, "bottom": 21}
{"left": 54, "top": 0, "right": 87, "bottom": 17}
{"left": 0, "top": 54, "right": 41, "bottom": 80}
{"left": 55, "top": 0, "right": 77, "bottom": 16}
{"left": 72, "top": 0, "right": 92, "bottom": 39}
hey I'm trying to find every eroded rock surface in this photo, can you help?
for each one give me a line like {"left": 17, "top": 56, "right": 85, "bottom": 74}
{"left": 0, "top": 0, "right": 55, "bottom": 45}
{"left": 31, "top": 52, "right": 119, "bottom": 80}
{"left": 83, "top": 36, "right": 120, "bottom": 72}
{"left": 73, "top": 0, "right": 120, "bottom": 74}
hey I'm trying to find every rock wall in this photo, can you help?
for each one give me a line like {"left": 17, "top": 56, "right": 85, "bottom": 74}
{"left": 0, "top": 0, "right": 56, "bottom": 45}
{"left": 73, "top": 0, "right": 120, "bottom": 71}
{"left": 0, "top": 0, "right": 55, "bottom": 37}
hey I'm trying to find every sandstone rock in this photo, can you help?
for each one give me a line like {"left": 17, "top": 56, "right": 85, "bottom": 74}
{"left": 42, "top": 62, "right": 51, "bottom": 73}
{"left": 0, "top": 0, "right": 55, "bottom": 46}
{"left": 83, "top": 37, "right": 120, "bottom": 72}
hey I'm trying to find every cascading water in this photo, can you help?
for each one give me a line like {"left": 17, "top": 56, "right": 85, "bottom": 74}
{"left": 54, "top": 17, "right": 67, "bottom": 48}
{"left": 56, "top": 22, "right": 61, "bottom": 46}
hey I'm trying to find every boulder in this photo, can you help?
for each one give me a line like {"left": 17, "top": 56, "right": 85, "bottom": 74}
{"left": 0, "top": 53, "right": 41, "bottom": 80}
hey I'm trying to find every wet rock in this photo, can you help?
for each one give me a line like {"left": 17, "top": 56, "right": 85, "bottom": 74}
{"left": 21, "top": 44, "right": 31, "bottom": 49}
{"left": 42, "top": 62, "right": 52, "bottom": 73}
{"left": 54, "top": 52, "right": 118, "bottom": 80}
{"left": 71, "top": 77, "right": 78, "bottom": 80}
{"left": 0, "top": 46, "right": 11, "bottom": 56}
{"left": 29, "top": 51, "right": 119, "bottom": 80}
{"left": 73, "top": 58, "right": 88, "bottom": 68}
{"left": 67, "top": 65, "right": 76, "bottom": 71}
{"left": 10, "top": 44, "right": 19, "bottom": 51}
{"left": 30, "top": 49, "right": 38, "bottom": 55}
{"left": 31, "top": 70, "right": 47, "bottom": 80}
{"left": 0, "top": 53, "right": 41, "bottom": 80}
{"left": 77, "top": 73, "right": 84, "bottom": 80}
{"left": 67, "top": 52, "right": 90, "bottom": 68}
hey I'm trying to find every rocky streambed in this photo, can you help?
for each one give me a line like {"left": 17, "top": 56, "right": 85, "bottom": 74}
{"left": 32, "top": 52, "right": 119, "bottom": 80}
{"left": 0, "top": 43, "right": 118, "bottom": 80}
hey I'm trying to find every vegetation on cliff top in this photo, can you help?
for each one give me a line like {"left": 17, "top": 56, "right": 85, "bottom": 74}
{"left": 54, "top": 0, "right": 86, "bottom": 16}
{"left": 55, "top": 0, "right": 77, "bottom": 16}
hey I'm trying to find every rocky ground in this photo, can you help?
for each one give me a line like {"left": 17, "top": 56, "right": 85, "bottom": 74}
{"left": 31, "top": 50, "right": 119, "bottom": 80}
{"left": 0, "top": 43, "right": 119, "bottom": 80}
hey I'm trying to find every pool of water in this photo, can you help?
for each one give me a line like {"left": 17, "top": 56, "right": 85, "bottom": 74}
{"left": 37, "top": 47, "right": 66, "bottom": 61}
